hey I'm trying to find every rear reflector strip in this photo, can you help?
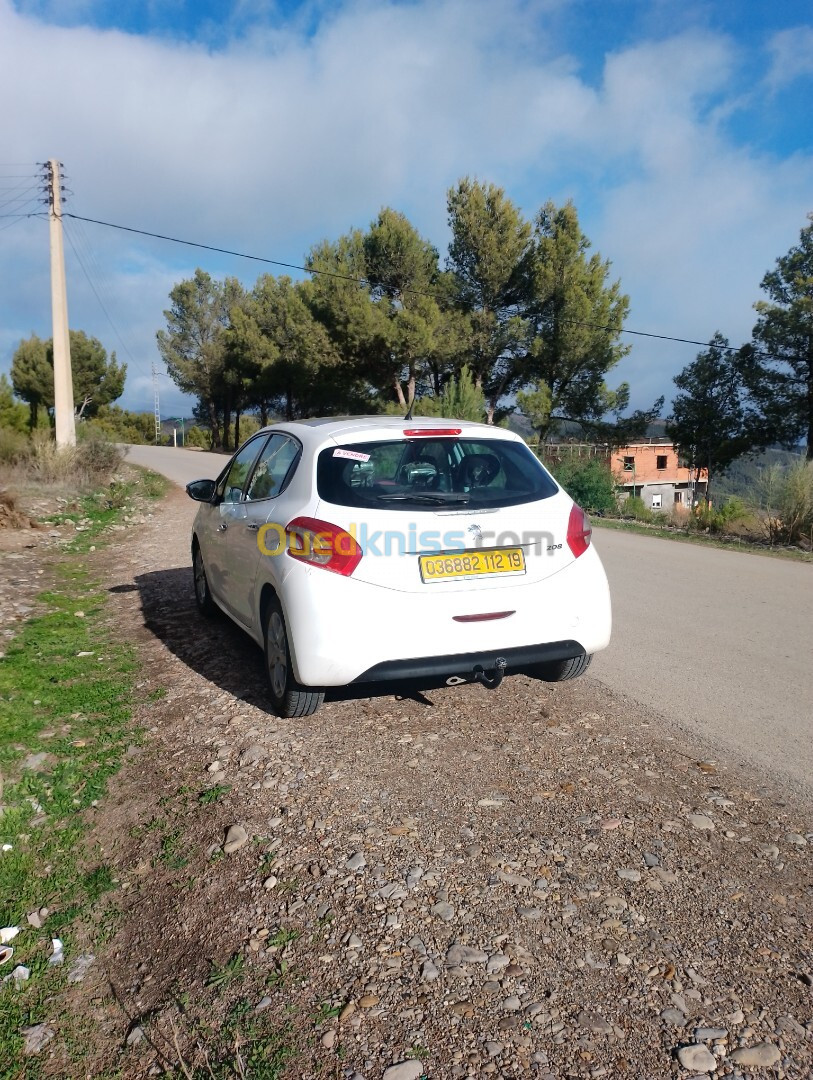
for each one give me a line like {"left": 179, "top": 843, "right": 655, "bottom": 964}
{"left": 453, "top": 611, "right": 515, "bottom": 623}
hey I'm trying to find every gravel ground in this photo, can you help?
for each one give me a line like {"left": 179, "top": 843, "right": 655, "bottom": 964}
{"left": 8, "top": 485, "right": 813, "bottom": 1079}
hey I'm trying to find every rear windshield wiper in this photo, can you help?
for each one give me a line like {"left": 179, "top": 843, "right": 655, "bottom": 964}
{"left": 376, "top": 492, "right": 471, "bottom": 505}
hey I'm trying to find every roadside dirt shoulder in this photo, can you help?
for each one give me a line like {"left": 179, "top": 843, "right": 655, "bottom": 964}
{"left": 51, "top": 488, "right": 813, "bottom": 1079}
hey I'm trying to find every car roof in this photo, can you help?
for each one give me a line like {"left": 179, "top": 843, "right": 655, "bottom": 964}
{"left": 258, "top": 415, "right": 524, "bottom": 447}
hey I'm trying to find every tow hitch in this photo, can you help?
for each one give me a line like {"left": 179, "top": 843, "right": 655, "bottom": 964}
{"left": 473, "top": 656, "right": 507, "bottom": 690}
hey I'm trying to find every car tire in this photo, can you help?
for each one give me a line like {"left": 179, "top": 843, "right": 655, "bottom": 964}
{"left": 192, "top": 542, "right": 217, "bottom": 617}
{"left": 264, "top": 597, "right": 325, "bottom": 718}
{"left": 531, "top": 654, "right": 592, "bottom": 682}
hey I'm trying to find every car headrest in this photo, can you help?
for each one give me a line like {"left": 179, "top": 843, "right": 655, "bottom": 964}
{"left": 458, "top": 453, "right": 500, "bottom": 488}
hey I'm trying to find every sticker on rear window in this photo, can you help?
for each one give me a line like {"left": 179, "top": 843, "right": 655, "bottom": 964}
{"left": 333, "top": 448, "right": 370, "bottom": 462}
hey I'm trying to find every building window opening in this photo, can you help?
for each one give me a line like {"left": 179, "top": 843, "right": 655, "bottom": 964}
{"left": 656, "top": 455, "right": 668, "bottom": 470}
{"left": 651, "top": 494, "right": 662, "bottom": 509}
{"left": 674, "top": 491, "right": 683, "bottom": 504}
{"left": 623, "top": 456, "right": 635, "bottom": 472}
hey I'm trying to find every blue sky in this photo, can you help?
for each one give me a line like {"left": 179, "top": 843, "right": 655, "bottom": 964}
{"left": 1, "top": 0, "right": 812, "bottom": 419}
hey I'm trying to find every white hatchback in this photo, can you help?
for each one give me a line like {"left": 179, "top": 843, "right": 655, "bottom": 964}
{"left": 186, "top": 416, "right": 611, "bottom": 717}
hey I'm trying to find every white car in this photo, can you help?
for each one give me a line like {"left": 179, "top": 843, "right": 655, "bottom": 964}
{"left": 186, "top": 416, "right": 611, "bottom": 717}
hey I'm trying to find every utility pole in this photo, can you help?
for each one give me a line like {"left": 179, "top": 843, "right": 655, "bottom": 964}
{"left": 152, "top": 362, "right": 161, "bottom": 444}
{"left": 48, "top": 159, "right": 75, "bottom": 447}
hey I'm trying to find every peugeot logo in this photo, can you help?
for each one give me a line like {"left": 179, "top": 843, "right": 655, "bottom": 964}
{"left": 467, "top": 524, "right": 483, "bottom": 539}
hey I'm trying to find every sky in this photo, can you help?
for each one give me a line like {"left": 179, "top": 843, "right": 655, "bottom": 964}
{"left": 1, "top": 0, "right": 812, "bottom": 421}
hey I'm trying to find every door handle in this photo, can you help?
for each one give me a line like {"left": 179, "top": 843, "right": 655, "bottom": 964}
{"left": 246, "top": 523, "right": 260, "bottom": 531}
{"left": 217, "top": 523, "right": 229, "bottom": 532}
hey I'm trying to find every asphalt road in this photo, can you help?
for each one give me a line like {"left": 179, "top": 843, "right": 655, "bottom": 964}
{"left": 126, "top": 443, "right": 813, "bottom": 795}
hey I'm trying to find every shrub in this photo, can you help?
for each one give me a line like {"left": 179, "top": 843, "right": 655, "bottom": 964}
{"left": 756, "top": 461, "right": 813, "bottom": 546}
{"left": 76, "top": 433, "right": 123, "bottom": 477}
{"left": 621, "top": 495, "right": 652, "bottom": 522}
{"left": 0, "top": 427, "right": 28, "bottom": 464}
{"left": 185, "top": 425, "right": 211, "bottom": 449}
{"left": 27, "top": 430, "right": 77, "bottom": 481}
{"left": 548, "top": 457, "right": 618, "bottom": 514}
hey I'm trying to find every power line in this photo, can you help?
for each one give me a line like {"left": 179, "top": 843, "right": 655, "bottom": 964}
{"left": 62, "top": 217, "right": 153, "bottom": 382}
{"left": 64, "top": 210, "right": 760, "bottom": 359}
{"left": 0, "top": 212, "right": 46, "bottom": 234}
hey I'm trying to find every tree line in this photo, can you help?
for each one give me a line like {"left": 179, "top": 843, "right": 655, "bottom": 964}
{"left": 5, "top": 182, "right": 811, "bottom": 487}
{"left": 155, "top": 179, "right": 662, "bottom": 450}
{"left": 667, "top": 212, "right": 813, "bottom": 497}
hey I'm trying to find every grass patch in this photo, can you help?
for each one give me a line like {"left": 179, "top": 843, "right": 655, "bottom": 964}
{"left": 207, "top": 953, "right": 245, "bottom": 990}
{"left": 198, "top": 783, "right": 231, "bottom": 806}
{"left": 0, "top": 469, "right": 168, "bottom": 1076}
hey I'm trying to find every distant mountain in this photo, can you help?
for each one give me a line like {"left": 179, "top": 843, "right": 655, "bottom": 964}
{"left": 714, "top": 447, "right": 807, "bottom": 501}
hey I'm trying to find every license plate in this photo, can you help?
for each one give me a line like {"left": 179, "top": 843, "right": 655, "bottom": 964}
{"left": 419, "top": 547, "right": 525, "bottom": 582}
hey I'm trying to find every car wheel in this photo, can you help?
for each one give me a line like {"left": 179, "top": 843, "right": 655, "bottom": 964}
{"left": 192, "top": 543, "right": 217, "bottom": 617}
{"left": 264, "top": 597, "right": 325, "bottom": 718}
{"left": 531, "top": 654, "right": 592, "bottom": 682}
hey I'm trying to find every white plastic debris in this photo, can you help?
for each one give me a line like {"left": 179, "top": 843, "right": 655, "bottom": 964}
{"left": 0, "top": 927, "right": 20, "bottom": 944}
{"left": 48, "top": 938, "right": 64, "bottom": 965}
{"left": 1, "top": 844, "right": 13, "bottom": 852}
{"left": 0, "top": 946, "right": 13, "bottom": 965}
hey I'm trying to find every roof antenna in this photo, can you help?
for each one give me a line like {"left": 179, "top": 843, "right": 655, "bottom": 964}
{"left": 404, "top": 394, "right": 416, "bottom": 421}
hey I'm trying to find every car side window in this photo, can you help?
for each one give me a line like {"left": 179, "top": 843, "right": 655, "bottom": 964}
{"left": 245, "top": 435, "right": 301, "bottom": 501}
{"left": 220, "top": 436, "right": 269, "bottom": 503}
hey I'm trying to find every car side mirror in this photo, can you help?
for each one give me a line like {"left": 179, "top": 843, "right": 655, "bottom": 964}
{"left": 186, "top": 478, "right": 217, "bottom": 503}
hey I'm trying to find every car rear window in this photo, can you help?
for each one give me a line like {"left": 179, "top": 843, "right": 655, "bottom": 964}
{"left": 317, "top": 437, "right": 558, "bottom": 510}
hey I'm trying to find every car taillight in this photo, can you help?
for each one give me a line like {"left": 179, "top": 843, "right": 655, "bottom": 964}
{"left": 286, "top": 516, "right": 363, "bottom": 576}
{"left": 567, "top": 503, "right": 592, "bottom": 558}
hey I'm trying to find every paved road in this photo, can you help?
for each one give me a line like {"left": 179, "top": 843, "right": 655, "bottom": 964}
{"left": 126, "top": 444, "right": 813, "bottom": 794}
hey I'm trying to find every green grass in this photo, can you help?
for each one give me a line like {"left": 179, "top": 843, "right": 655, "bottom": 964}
{"left": 0, "top": 468, "right": 166, "bottom": 1077}
{"left": 207, "top": 953, "right": 245, "bottom": 989}
{"left": 198, "top": 783, "right": 231, "bottom": 806}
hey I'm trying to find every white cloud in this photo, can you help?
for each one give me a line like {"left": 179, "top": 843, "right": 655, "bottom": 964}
{"left": 766, "top": 25, "right": 813, "bottom": 90}
{"left": 1, "top": 0, "right": 811, "bottom": 417}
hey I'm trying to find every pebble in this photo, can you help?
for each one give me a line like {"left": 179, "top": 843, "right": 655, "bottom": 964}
{"left": 239, "top": 744, "right": 266, "bottom": 765}
{"left": 695, "top": 1027, "right": 727, "bottom": 1041}
{"left": 430, "top": 901, "right": 455, "bottom": 921}
{"left": 382, "top": 1062, "right": 423, "bottom": 1080}
{"left": 446, "top": 944, "right": 489, "bottom": 966}
{"left": 22, "top": 1024, "right": 55, "bottom": 1055}
{"left": 67, "top": 954, "right": 95, "bottom": 983}
{"left": 223, "top": 825, "right": 248, "bottom": 854}
{"left": 518, "top": 906, "right": 543, "bottom": 920}
{"left": 577, "top": 1011, "right": 613, "bottom": 1035}
{"left": 677, "top": 1043, "right": 718, "bottom": 1072}
{"left": 661, "top": 1008, "right": 687, "bottom": 1027}
{"left": 346, "top": 852, "right": 366, "bottom": 872}
{"left": 263, "top": 875, "right": 278, "bottom": 890}
{"left": 786, "top": 832, "right": 807, "bottom": 846}
{"left": 616, "top": 868, "right": 641, "bottom": 882}
{"left": 421, "top": 959, "right": 440, "bottom": 982}
{"left": 728, "top": 1042, "right": 781, "bottom": 1067}
{"left": 687, "top": 814, "right": 715, "bottom": 831}
{"left": 497, "top": 870, "right": 533, "bottom": 888}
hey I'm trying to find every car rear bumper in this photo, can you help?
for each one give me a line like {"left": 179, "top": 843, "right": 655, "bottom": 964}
{"left": 273, "top": 545, "right": 611, "bottom": 687}
{"left": 352, "top": 639, "right": 585, "bottom": 684}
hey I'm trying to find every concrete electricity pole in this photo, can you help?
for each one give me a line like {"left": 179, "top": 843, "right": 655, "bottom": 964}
{"left": 48, "top": 159, "right": 75, "bottom": 447}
